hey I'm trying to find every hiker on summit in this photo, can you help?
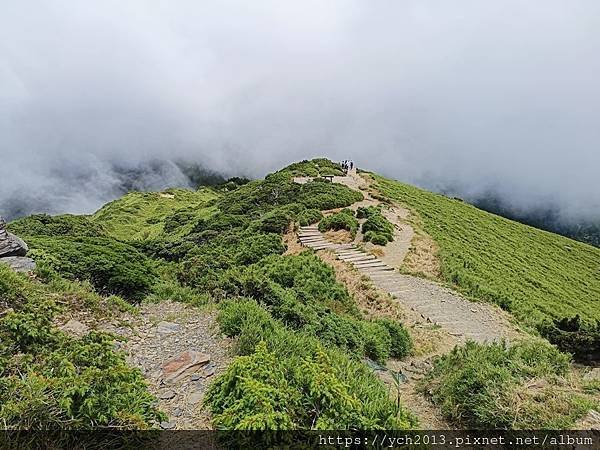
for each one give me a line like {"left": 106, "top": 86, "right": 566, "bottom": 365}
{"left": 350, "top": 161, "right": 354, "bottom": 171}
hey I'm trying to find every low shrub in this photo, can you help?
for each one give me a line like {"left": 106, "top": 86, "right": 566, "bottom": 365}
{"left": 210, "top": 254, "right": 412, "bottom": 364}
{"left": 362, "top": 212, "right": 394, "bottom": 245}
{"left": 318, "top": 209, "right": 359, "bottom": 236}
{"left": 26, "top": 236, "right": 156, "bottom": 301}
{"left": 208, "top": 311, "right": 418, "bottom": 430}
{"left": 277, "top": 158, "right": 345, "bottom": 177}
{"left": 423, "top": 340, "right": 590, "bottom": 429}
{"left": 362, "top": 321, "right": 392, "bottom": 363}
{"left": 356, "top": 206, "right": 380, "bottom": 219}
{"left": 538, "top": 315, "right": 600, "bottom": 363}
{"left": 364, "top": 231, "right": 390, "bottom": 246}
{"left": 8, "top": 214, "right": 107, "bottom": 238}
{"left": 0, "top": 277, "right": 163, "bottom": 429}
{"left": 375, "top": 318, "right": 413, "bottom": 358}
{"left": 298, "top": 208, "right": 323, "bottom": 226}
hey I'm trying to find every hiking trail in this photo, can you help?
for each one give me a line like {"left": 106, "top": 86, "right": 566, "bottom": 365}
{"left": 296, "top": 169, "right": 518, "bottom": 344}
{"left": 295, "top": 168, "right": 522, "bottom": 429}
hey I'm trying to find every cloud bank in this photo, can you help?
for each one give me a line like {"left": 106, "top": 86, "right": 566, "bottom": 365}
{"left": 1, "top": 1, "right": 599, "bottom": 221}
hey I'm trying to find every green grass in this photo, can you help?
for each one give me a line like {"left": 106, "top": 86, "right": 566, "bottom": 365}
{"left": 374, "top": 175, "right": 600, "bottom": 328}
{"left": 91, "top": 187, "right": 219, "bottom": 241}
{"left": 423, "top": 339, "right": 596, "bottom": 429}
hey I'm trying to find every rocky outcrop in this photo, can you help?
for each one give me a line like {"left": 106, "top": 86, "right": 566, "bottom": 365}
{"left": 0, "top": 216, "right": 36, "bottom": 272}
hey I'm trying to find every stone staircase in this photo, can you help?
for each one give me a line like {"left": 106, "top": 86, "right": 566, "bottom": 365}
{"left": 298, "top": 225, "right": 514, "bottom": 343}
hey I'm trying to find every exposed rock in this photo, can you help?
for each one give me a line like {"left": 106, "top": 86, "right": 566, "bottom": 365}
{"left": 160, "top": 421, "right": 177, "bottom": 430}
{"left": 0, "top": 217, "right": 29, "bottom": 258}
{"left": 186, "top": 392, "right": 203, "bottom": 405}
{"left": 0, "top": 256, "right": 36, "bottom": 273}
{"left": 161, "top": 350, "right": 210, "bottom": 384}
{"left": 157, "top": 321, "right": 182, "bottom": 334}
{"left": 60, "top": 319, "right": 89, "bottom": 337}
{"left": 159, "top": 389, "right": 177, "bottom": 400}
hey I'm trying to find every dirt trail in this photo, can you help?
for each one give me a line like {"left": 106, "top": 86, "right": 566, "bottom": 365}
{"left": 295, "top": 169, "right": 523, "bottom": 428}
{"left": 99, "top": 301, "right": 232, "bottom": 430}
{"left": 297, "top": 170, "right": 519, "bottom": 344}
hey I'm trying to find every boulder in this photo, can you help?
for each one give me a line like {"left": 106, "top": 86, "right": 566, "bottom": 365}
{"left": 161, "top": 350, "right": 210, "bottom": 384}
{"left": 0, "top": 256, "right": 36, "bottom": 273}
{"left": 0, "top": 216, "right": 29, "bottom": 258}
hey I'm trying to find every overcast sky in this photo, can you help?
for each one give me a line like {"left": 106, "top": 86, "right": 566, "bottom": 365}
{"left": 1, "top": 1, "right": 599, "bottom": 220}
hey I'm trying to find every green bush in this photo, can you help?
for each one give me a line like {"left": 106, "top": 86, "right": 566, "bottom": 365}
{"left": 538, "top": 315, "right": 600, "bottom": 363}
{"left": 8, "top": 214, "right": 107, "bottom": 238}
{"left": 364, "top": 231, "right": 390, "bottom": 246}
{"left": 193, "top": 213, "right": 250, "bottom": 233}
{"left": 163, "top": 207, "right": 198, "bottom": 234}
{"left": 220, "top": 175, "right": 362, "bottom": 217}
{"left": 319, "top": 209, "right": 359, "bottom": 236}
{"left": 423, "top": 340, "right": 590, "bottom": 429}
{"left": 207, "top": 254, "right": 411, "bottom": 363}
{"left": 362, "top": 212, "right": 394, "bottom": 245}
{"left": 26, "top": 236, "right": 156, "bottom": 301}
{"left": 356, "top": 206, "right": 380, "bottom": 219}
{"left": 218, "top": 298, "right": 275, "bottom": 340}
{"left": 0, "top": 277, "right": 163, "bottom": 429}
{"left": 362, "top": 321, "right": 392, "bottom": 363}
{"left": 375, "top": 318, "right": 413, "bottom": 358}
{"left": 298, "top": 208, "right": 323, "bottom": 226}
{"left": 207, "top": 322, "right": 417, "bottom": 430}
{"left": 277, "top": 158, "right": 345, "bottom": 177}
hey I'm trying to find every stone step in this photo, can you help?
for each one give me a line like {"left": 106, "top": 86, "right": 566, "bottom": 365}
{"left": 352, "top": 261, "right": 388, "bottom": 268}
{"left": 357, "top": 267, "right": 395, "bottom": 274}
{"left": 339, "top": 254, "right": 377, "bottom": 261}
{"left": 350, "top": 254, "right": 383, "bottom": 263}
{"left": 341, "top": 258, "right": 378, "bottom": 264}
{"left": 337, "top": 253, "right": 365, "bottom": 259}
{"left": 337, "top": 253, "right": 364, "bottom": 259}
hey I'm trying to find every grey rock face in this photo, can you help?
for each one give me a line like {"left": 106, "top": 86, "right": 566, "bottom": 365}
{"left": 0, "top": 256, "right": 36, "bottom": 273}
{"left": 0, "top": 216, "right": 29, "bottom": 258}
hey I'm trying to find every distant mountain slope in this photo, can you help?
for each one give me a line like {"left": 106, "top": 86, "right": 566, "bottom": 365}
{"left": 91, "top": 187, "right": 219, "bottom": 241}
{"left": 374, "top": 175, "right": 600, "bottom": 328}
{"left": 472, "top": 195, "right": 600, "bottom": 249}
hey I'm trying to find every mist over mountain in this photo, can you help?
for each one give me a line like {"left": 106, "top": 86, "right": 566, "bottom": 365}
{"left": 2, "top": 2, "right": 599, "bottom": 232}
{"left": 0, "top": 158, "right": 227, "bottom": 220}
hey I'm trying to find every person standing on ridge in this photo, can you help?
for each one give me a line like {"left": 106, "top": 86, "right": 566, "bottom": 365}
{"left": 350, "top": 160, "right": 354, "bottom": 171}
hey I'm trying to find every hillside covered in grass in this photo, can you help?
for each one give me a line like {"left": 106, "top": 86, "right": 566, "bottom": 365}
{"left": 2, "top": 159, "right": 417, "bottom": 431}
{"left": 2, "top": 158, "right": 598, "bottom": 434}
{"left": 373, "top": 175, "right": 600, "bottom": 329}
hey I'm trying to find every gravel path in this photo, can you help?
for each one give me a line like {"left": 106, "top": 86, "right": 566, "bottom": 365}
{"left": 99, "top": 301, "right": 232, "bottom": 429}
{"left": 299, "top": 225, "right": 516, "bottom": 343}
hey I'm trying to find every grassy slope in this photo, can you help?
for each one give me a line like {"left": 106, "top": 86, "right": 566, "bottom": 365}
{"left": 374, "top": 175, "right": 600, "bottom": 328}
{"left": 91, "top": 187, "right": 218, "bottom": 241}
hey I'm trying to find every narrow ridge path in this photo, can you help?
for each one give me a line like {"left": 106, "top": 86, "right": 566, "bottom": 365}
{"left": 299, "top": 225, "right": 516, "bottom": 343}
